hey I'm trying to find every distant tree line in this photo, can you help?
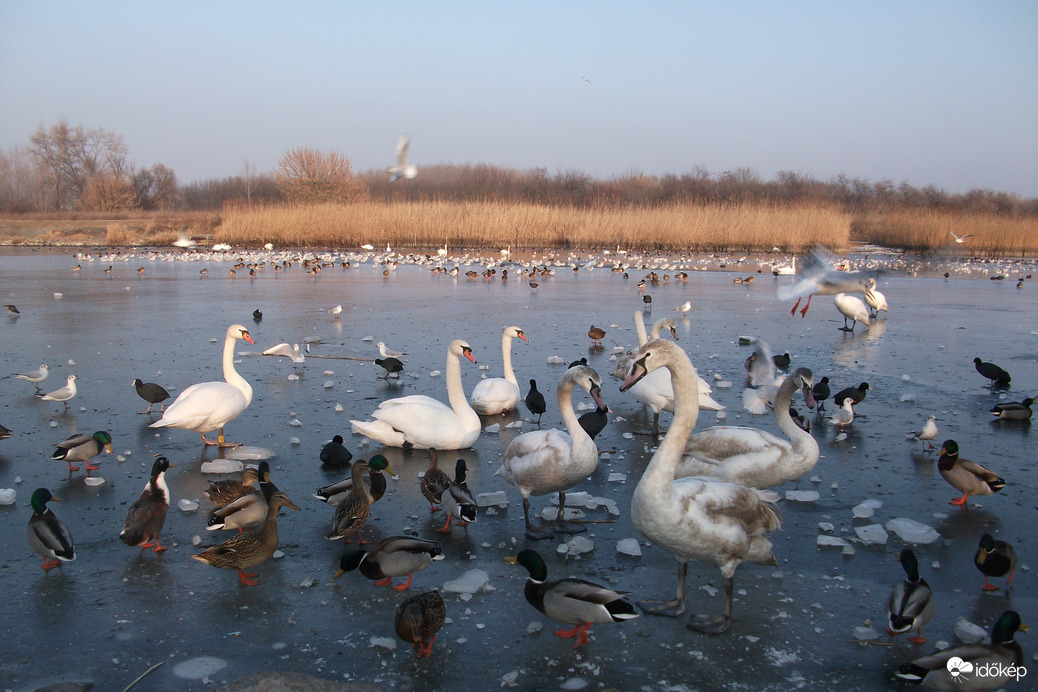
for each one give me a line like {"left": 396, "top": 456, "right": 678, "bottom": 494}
{"left": 2, "top": 119, "right": 1035, "bottom": 217}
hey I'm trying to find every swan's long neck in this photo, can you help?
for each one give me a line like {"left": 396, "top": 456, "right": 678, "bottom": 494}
{"left": 501, "top": 332, "right": 517, "bottom": 385}
{"left": 558, "top": 377, "right": 594, "bottom": 458}
{"left": 649, "top": 318, "right": 667, "bottom": 339}
{"left": 641, "top": 355, "right": 700, "bottom": 495}
{"left": 774, "top": 378, "right": 817, "bottom": 455}
{"left": 446, "top": 348, "right": 479, "bottom": 426}
{"left": 634, "top": 311, "right": 648, "bottom": 345}
{"left": 222, "top": 331, "right": 252, "bottom": 405}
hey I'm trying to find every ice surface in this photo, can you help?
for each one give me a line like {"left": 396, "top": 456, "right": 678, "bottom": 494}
{"left": 557, "top": 535, "right": 594, "bottom": 555}
{"left": 852, "top": 502, "right": 874, "bottom": 519}
{"left": 443, "top": 569, "right": 490, "bottom": 594}
{"left": 885, "top": 518, "right": 941, "bottom": 544}
{"left": 786, "top": 490, "right": 820, "bottom": 502}
{"left": 84, "top": 477, "right": 105, "bottom": 487}
{"left": 617, "top": 538, "right": 642, "bottom": 556}
{"left": 817, "top": 536, "right": 850, "bottom": 549}
{"left": 818, "top": 522, "right": 835, "bottom": 533}
{"left": 178, "top": 498, "right": 199, "bottom": 513}
{"left": 0, "top": 488, "right": 15, "bottom": 505}
{"left": 477, "top": 491, "right": 508, "bottom": 508}
{"left": 370, "top": 636, "right": 397, "bottom": 650}
{"left": 224, "top": 446, "right": 275, "bottom": 461}
{"left": 561, "top": 678, "right": 588, "bottom": 690}
{"left": 172, "top": 656, "right": 228, "bottom": 679}
{"left": 954, "top": 618, "right": 987, "bottom": 644}
{"left": 853, "top": 626, "right": 880, "bottom": 641}
{"left": 484, "top": 423, "right": 500, "bottom": 433}
{"left": 199, "top": 460, "right": 244, "bottom": 474}
{"left": 608, "top": 473, "right": 627, "bottom": 482}
{"left": 854, "top": 524, "right": 888, "bottom": 545}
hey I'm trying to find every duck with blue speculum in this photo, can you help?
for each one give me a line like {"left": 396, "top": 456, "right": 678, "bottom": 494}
{"left": 204, "top": 461, "right": 267, "bottom": 508}
{"left": 430, "top": 458, "right": 478, "bottom": 533}
{"left": 335, "top": 535, "right": 444, "bottom": 590}
{"left": 191, "top": 482, "right": 300, "bottom": 586}
{"left": 327, "top": 460, "right": 373, "bottom": 543}
{"left": 207, "top": 462, "right": 273, "bottom": 532}
{"left": 886, "top": 549, "right": 934, "bottom": 644}
{"left": 507, "top": 549, "right": 639, "bottom": 649}
{"left": 314, "top": 454, "right": 396, "bottom": 506}
{"left": 52, "top": 430, "right": 112, "bottom": 472}
{"left": 27, "top": 488, "right": 76, "bottom": 571}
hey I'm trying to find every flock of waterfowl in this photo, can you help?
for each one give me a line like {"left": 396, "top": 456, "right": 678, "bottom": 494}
{"left": 3, "top": 242, "right": 1034, "bottom": 690}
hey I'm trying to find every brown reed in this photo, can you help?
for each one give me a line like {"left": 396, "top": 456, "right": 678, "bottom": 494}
{"left": 852, "top": 209, "right": 1038, "bottom": 256}
{"left": 216, "top": 200, "right": 850, "bottom": 253}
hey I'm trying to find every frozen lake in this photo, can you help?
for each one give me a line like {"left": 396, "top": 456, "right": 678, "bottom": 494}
{"left": 0, "top": 247, "right": 1035, "bottom": 691}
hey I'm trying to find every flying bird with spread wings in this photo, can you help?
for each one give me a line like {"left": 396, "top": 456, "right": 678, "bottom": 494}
{"left": 387, "top": 134, "right": 418, "bottom": 182}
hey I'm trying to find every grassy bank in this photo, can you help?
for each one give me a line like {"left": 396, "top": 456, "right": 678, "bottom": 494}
{"left": 216, "top": 200, "right": 850, "bottom": 253}
{"left": 2, "top": 202, "right": 1035, "bottom": 256}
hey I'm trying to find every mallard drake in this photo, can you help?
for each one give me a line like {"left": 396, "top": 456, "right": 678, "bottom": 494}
{"left": 327, "top": 460, "right": 372, "bottom": 543}
{"left": 192, "top": 484, "right": 300, "bottom": 585}
{"left": 990, "top": 398, "right": 1033, "bottom": 421}
{"left": 506, "top": 549, "right": 638, "bottom": 649}
{"left": 204, "top": 461, "right": 266, "bottom": 507}
{"left": 896, "top": 610, "right": 1027, "bottom": 690}
{"left": 974, "top": 533, "right": 1017, "bottom": 592}
{"left": 432, "top": 459, "right": 477, "bottom": 533}
{"left": 525, "top": 379, "right": 546, "bottom": 424}
{"left": 0, "top": 423, "right": 12, "bottom": 440}
{"left": 132, "top": 378, "right": 170, "bottom": 414}
{"left": 887, "top": 550, "right": 934, "bottom": 644}
{"left": 119, "top": 456, "right": 174, "bottom": 552}
{"left": 335, "top": 536, "right": 444, "bottom": 590}
{"left": 313, "top": 455, "right": 396, "bottom": 506}
{"left": 395, "top": 590, "right": 446, "bottom": 657}
{"left": 207, "top": 463, "right": 273, "bottom": 532}
{"left": 27, "top": 488, "right": 75, "bottom": 570}
{"left": 421, "top": 449, "right": 452, "bottom": 511}
{"left": 973, "top": 357, "right": 1011, "bottom": 386}
{"left": 52, "top": 431, "right": 112, "bottom": 472}
{"left": 937, "top": 440, "right": 1005, "bottom": 507}
{"left": 319, "top": 435, "right": 353, "bottom": 468}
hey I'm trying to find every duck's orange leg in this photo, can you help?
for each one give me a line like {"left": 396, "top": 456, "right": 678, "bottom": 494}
{"left": 237, "top": 569, "right": 259, "bottom": 586}
{"left": 392, "top": 573, "right": 415, "bottom": 591}
{"left": 908, "top": 629, "right": 928, "bottom": 644}
{"left": 949, "top": 493, "right": 969, "bottom": 506}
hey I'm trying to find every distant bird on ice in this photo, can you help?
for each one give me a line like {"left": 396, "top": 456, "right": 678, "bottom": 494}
{"left": 674, "top": 301, "right": 691, "bottom": 316}
{"left": 330, "top": 305, "right": 343, "bottom": 320}
{"left": 949, "top": 231, "right": 974, "bottom": 244}
{"left": 36, "top": 375, "right": 77, "bottom": 410}
{"left": 14, "top": 364, "right": 49, "bottom": 391}
{"left": 377, "top": 342, "right": 407, "bottom": 358}
{"left": 172, "top": 229, "right": 197, "bottom": 248}
{"left": 973, "top": 358, "right": 1011, "bottom": 386}
{"left": 387, "top": 134, "right": 418, "bottom": 182}
{"left": 907, "top": 415, "right": 938, "bottom": 450}
{"left": 834, "top": 293, "right": 870, "bottom": 331}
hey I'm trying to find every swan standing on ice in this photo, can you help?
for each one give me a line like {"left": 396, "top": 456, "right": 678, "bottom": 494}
{"left": 620, "top": 339, "right": 782, "bottom": 633}
{"left": 351, "top": 340, "right": 481, "bottom": 449}
{"left": 496, "top": 366, "right": 606, "bottom": 540}
{"left": 470, "top": 326, "right": 529, "bottom": 415}
{"left": 150, "top": 324, "right": 255, "bottom": 447}
{"left": 834, "top": 293, "right": 870, "bottom": 331}
{"left": 864, "top": 277, "right": 888, "bottom": 318}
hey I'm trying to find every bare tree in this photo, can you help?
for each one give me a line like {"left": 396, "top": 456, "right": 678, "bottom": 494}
{"left": 0, "top": 145, "right": 45, "bottom": 212}
{"left": 79, "top": 172, "right": 137, "bottom": 211}
{"left": 241, "top": 160, "right": 256, "bottom": 203}
{"left": 29, "top": 118, "right": 130, "bottom": 210}
{"left": 132, "top": 163, "right": 179, "bottom": 210}
{"left": 275, "top": 148, "right": 368, "bottom": 204}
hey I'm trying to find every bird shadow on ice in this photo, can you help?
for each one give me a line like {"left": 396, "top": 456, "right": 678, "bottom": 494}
{"left": 988, "top": 418, "right": 1031, "bottom": 436}
{"left": 933, "top": 506, "right": 1002, "bottom": 545}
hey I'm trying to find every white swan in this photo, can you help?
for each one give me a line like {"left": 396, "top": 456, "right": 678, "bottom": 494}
{"left": 613, "top": 311, "right": 723, "bottom": 436}
{"left": 620, "top": 338, "right": 782, "bottom": 633}
{"left": 675, "top": 368, "right": 819, "bottom": 488}
{"left": 834, "top": 293, "right": 870, "bottom": 331}
{"left": 496, "top": 365, "right": 605, "bottom": 540}
{"left": 350, "top": 340, "right": 480, "bottom": 449}
{"left": 470, "top": 326, "right": 528, "bottom": 415}
{"left": 150, "top": 324, "right": 255, "bottom": 447}
{"left": 864, "top": 277, "right": 888, "bottom": 318}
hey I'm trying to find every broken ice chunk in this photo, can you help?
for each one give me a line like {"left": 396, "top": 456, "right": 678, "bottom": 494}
{"left": 370, "top": 637, "right": 397, "bottom": 650}
{"left": 200, "top": 459, "right": 244, "bottom": 474}
{"left": 616, "top": 538, "right": 642, "bottom": 556}
{"left": 954, "top": 618, "right": 987, "bottom": 644}
{"left": 178, "top": 498, "right": 199, "bottom": 513}
{"left": 853, "top": 625, "right": 880, "bottom": 641}
{"left": 852, "top": 502, "right": 874, "bottom": 519}
{"left": 854, "top": 524, "right": 888, "bottom": 545}
{"left": 785, "top": 490, "right": 820, "bottom": 502}
{"left": 442, "top": 569, "right": 490, "bottom": 594}
{"left": 817, "top": 536, "right": 850, "bottom": 549}
{"left": 557, "top": 535, "right": 594, "bottom": 556}
{"left": 885, "top": 518, "right": 940, "bottom": 545}
{"left": 476, "top": 491, "right": 508, "bottom": 508}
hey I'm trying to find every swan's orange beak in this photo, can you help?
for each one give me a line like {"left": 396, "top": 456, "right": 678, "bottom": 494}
{"left": 517, "top": 331, "right": 529, "bottom": 342}
{"left": 241, "top": 330, "right": 255, "bottom": 345}
{"left": 463, "top": 347, "right": 476, "bottom": 364}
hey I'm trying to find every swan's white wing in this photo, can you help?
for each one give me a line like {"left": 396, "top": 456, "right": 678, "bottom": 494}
{"left": 470, "top": 378, "right": 521, "bottom": 415}
{"left": 497, "top": 429, "right": 574, "bottom": 495}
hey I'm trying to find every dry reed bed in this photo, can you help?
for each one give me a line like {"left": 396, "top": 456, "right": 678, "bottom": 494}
{"left": 853, "top": 210, "right": 1038, "bottom": 256}
{"left": 217, "top": 201, "right": 850, "bottom": 252}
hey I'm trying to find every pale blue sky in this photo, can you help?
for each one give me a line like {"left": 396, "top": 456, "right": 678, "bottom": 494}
{"left": 2, "top": 1, "right": 1036, "bottom": 195}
